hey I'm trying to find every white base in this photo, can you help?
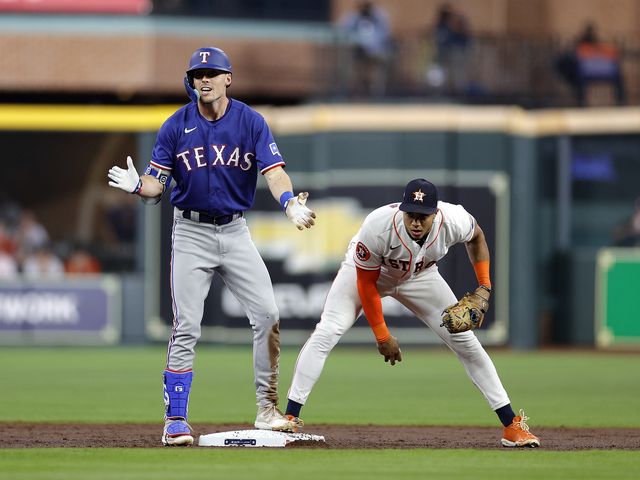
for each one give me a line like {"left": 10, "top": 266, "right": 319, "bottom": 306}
{"left": 198, "top": 429, "right": 325, "bottom": 448}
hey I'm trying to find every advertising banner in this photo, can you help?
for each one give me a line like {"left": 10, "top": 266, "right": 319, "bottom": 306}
{"left": 0, "top": 276, "right": 121, "bottom": 345}
{"left": 596, "top": 248, "right": 640, "bottom": 347}
{"left": 150, "top": 171, "right": 509, "bottom": 345}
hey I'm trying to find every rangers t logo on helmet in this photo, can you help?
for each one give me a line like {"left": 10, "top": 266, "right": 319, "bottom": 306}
{"left": 185, "top": 47, "right": 233, "bottom": 90}
{"left": 187, "top": 47, "right": 233, "bottom": 75}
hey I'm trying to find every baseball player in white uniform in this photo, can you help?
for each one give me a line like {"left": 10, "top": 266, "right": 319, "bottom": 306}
{"left": 284, "top": 178, "right": 540, "bottom": 447}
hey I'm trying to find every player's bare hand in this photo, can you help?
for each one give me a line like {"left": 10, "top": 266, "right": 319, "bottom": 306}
{"left": 285, "top": 192, "right": 316, "bottom": 230}
{"left": 108, "top": 156, "right": 141, "bottom": 194}
{"left": 377, "top": 335, "right": 402, "bottom": 366}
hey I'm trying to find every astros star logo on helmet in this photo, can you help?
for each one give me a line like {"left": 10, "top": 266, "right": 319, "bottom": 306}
{"left": 412, "top": 189, "right": 426, "bottom": 202}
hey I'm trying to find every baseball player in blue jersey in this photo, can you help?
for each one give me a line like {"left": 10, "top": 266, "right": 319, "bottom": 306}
{"left": 107, "top": 47, "right": 315, "bottom": 446}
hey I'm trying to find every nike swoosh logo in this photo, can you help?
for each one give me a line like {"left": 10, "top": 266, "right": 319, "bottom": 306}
{"left": 184, "top": 127, "right": 197, "bottom": 133}
{"left": 390, "top": 245, "right": 400, "bottom": 250}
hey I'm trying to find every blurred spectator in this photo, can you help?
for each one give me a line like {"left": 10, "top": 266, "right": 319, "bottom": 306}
{"left": 555, "top": 22, "right": 625, "bottom": 106}
{"left": 339, "top": 1, "right": 392, "bottom": 98}
{"left": 0, "top": 251, "right": 18, "bottom": 280}
{"left": 14, "top": 210, "right": 49, "bottom": 257}
{"left": 427, "top": 3, "right": 472, "bottom": 96}
{"left": 612, "top": 197, "right": 640, "bottom": 247}
{"left": 0, "top": 220, "right": 17, "bottom": 256}
{"left": 0, "top": 199, "right": 22, "bottom": 232}
{"left": 65, "top": 246, "right": 102, "bottom": 275}
{"left": 22, "top": 245, "right": 65, "bottom": 279}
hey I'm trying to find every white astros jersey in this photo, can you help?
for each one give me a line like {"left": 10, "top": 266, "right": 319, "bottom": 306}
{"left": 347, "top": 201, "right": 476, "bottom": 282}
{"left": 288, "top": 199, "right": 512, "bottom": 411}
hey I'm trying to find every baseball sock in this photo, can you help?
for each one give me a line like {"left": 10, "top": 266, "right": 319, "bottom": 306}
{"left": 495, "top": 404, "right": 516, "bottom": 427}
{"left": 285, "top": 399, "right": 303, "bottom": 417}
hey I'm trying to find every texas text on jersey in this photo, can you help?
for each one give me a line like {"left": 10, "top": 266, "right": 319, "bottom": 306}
{"left": 146, "top": 99, "right": 285, "bottom": 216}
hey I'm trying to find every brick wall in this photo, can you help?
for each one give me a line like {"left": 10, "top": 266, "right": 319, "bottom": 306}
{"left": 0, "top": 32, "right": 324, "bottom": 98}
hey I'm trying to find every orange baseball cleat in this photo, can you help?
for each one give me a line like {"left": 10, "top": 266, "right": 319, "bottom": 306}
{"left": 285, "top": 414, "right": 305, "bottom": 433}
{"left": 501, "top": 409, "right": 541, "bottom": 448}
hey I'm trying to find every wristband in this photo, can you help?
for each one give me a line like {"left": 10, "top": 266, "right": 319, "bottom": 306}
{"left": 372, "top": 323, "right": 391, "bottom": 343}
{"left": 472, "top": 260, "right": 491, "bottom": 289}
{"left": 279, "top": 191, "right": 294, "bottom": 210}
{"left": 478, "top": 285, "right": 492, "bottom": 294}
{"left": 132, "top": 179, "right": 142, "bottom": 195}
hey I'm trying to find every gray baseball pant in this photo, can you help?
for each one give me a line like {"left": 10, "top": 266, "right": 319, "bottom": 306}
{"left": 166, "top": 210, "right": 281, "bottom": 407}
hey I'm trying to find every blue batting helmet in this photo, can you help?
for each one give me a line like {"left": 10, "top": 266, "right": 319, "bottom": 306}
{"left": 186, "top": 47, "right": 232, "bottom": 75}
{"left": 184, "top": 47, "right": 232, "bottom": 99}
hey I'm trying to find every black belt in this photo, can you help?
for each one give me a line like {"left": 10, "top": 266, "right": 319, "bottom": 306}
{"left": 182, "top": 210, "right": 243, "bottom": 225}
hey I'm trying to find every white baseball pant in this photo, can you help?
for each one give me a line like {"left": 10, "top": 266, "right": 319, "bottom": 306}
{"left": 288, "top": 262, "right": 511, "bottom": 410}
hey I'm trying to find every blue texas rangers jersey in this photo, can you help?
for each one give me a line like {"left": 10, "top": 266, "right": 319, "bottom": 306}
{"left": 147, "top": 99, "right": 285, "bottom": 215}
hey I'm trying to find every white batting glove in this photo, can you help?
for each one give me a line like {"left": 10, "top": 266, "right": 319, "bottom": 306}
{"left": 108, "top": 156, "right": 142, "bottom": 194}
{"left": 285, "top": 192, "right": 316, "bottom": 230}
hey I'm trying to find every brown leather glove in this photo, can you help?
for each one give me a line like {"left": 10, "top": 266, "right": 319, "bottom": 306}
{"left": 441, "top": 287, "right": 490, "bottom": 334}
{"left": 377, "top": 335, "right": 402, "bottom": 365}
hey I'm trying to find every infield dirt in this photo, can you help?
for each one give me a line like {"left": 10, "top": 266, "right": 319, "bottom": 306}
{"left": 3, "top": 423, "right": 640, "bottom": 450}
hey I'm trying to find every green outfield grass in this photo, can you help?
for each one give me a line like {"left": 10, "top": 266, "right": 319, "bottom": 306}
{"left": 2, "top": 346, "right": 640, "bottom": 479}
{"left": 3, "top": 346, "right": 640, "bottom": 427}
{"left": 0, "top": 449, "right": 639, "bottom": 480}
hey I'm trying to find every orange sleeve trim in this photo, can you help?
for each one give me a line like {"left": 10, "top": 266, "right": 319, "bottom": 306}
{"left": 473, "top": 260, "right": 491, "bottom": 288}
{"left": 371, "top": 323, "right": 391, "bottom": 342}
{"left": 356, "top": 267, "right": 390, "bottom": 343}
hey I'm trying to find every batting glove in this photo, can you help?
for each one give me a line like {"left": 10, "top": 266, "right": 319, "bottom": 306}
{"left": 285, "top": 192, "right": 316, "bottom": 230}
{"left": 108, "top": 156, "right": 142, "bottom": 194}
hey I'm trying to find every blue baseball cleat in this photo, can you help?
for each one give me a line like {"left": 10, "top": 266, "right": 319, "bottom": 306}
{"left": 162, "top": 417, "right": 194, "bottom": 446}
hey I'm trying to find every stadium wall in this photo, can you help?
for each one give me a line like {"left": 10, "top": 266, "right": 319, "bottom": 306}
{"left": 1, "top": 104, "right": 639, "bottom": 348}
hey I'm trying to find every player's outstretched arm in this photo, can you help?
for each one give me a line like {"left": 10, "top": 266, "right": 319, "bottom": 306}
{"left": 438, "top": 221, "right": 491, "bottom": 335}
{"left": 465, "top": 223, "right": 490, "bottom": 266}
{"left": 356, "top": 267, "right": 402, "bottom": 365}
{"left": 285, "top": 192, "right": 316, "bottom": 230}
{"left": 107, "top": 156, "right": 164, "bottom": 201}
{"left": 377, "top": 335, "right": 402, "bottom": 366}
{"left": 264, "top": 166, "right": 316, "bottom": 230}
{"left": 465, "top": 223, "right": 492, "bottom": 298}
{"left": 108, "top": 156, "right": 141, "bottom": 193}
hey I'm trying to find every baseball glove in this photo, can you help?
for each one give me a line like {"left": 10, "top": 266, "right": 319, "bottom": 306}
{"left": 441, "top": 291, "right": 490, "bottom": 334}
